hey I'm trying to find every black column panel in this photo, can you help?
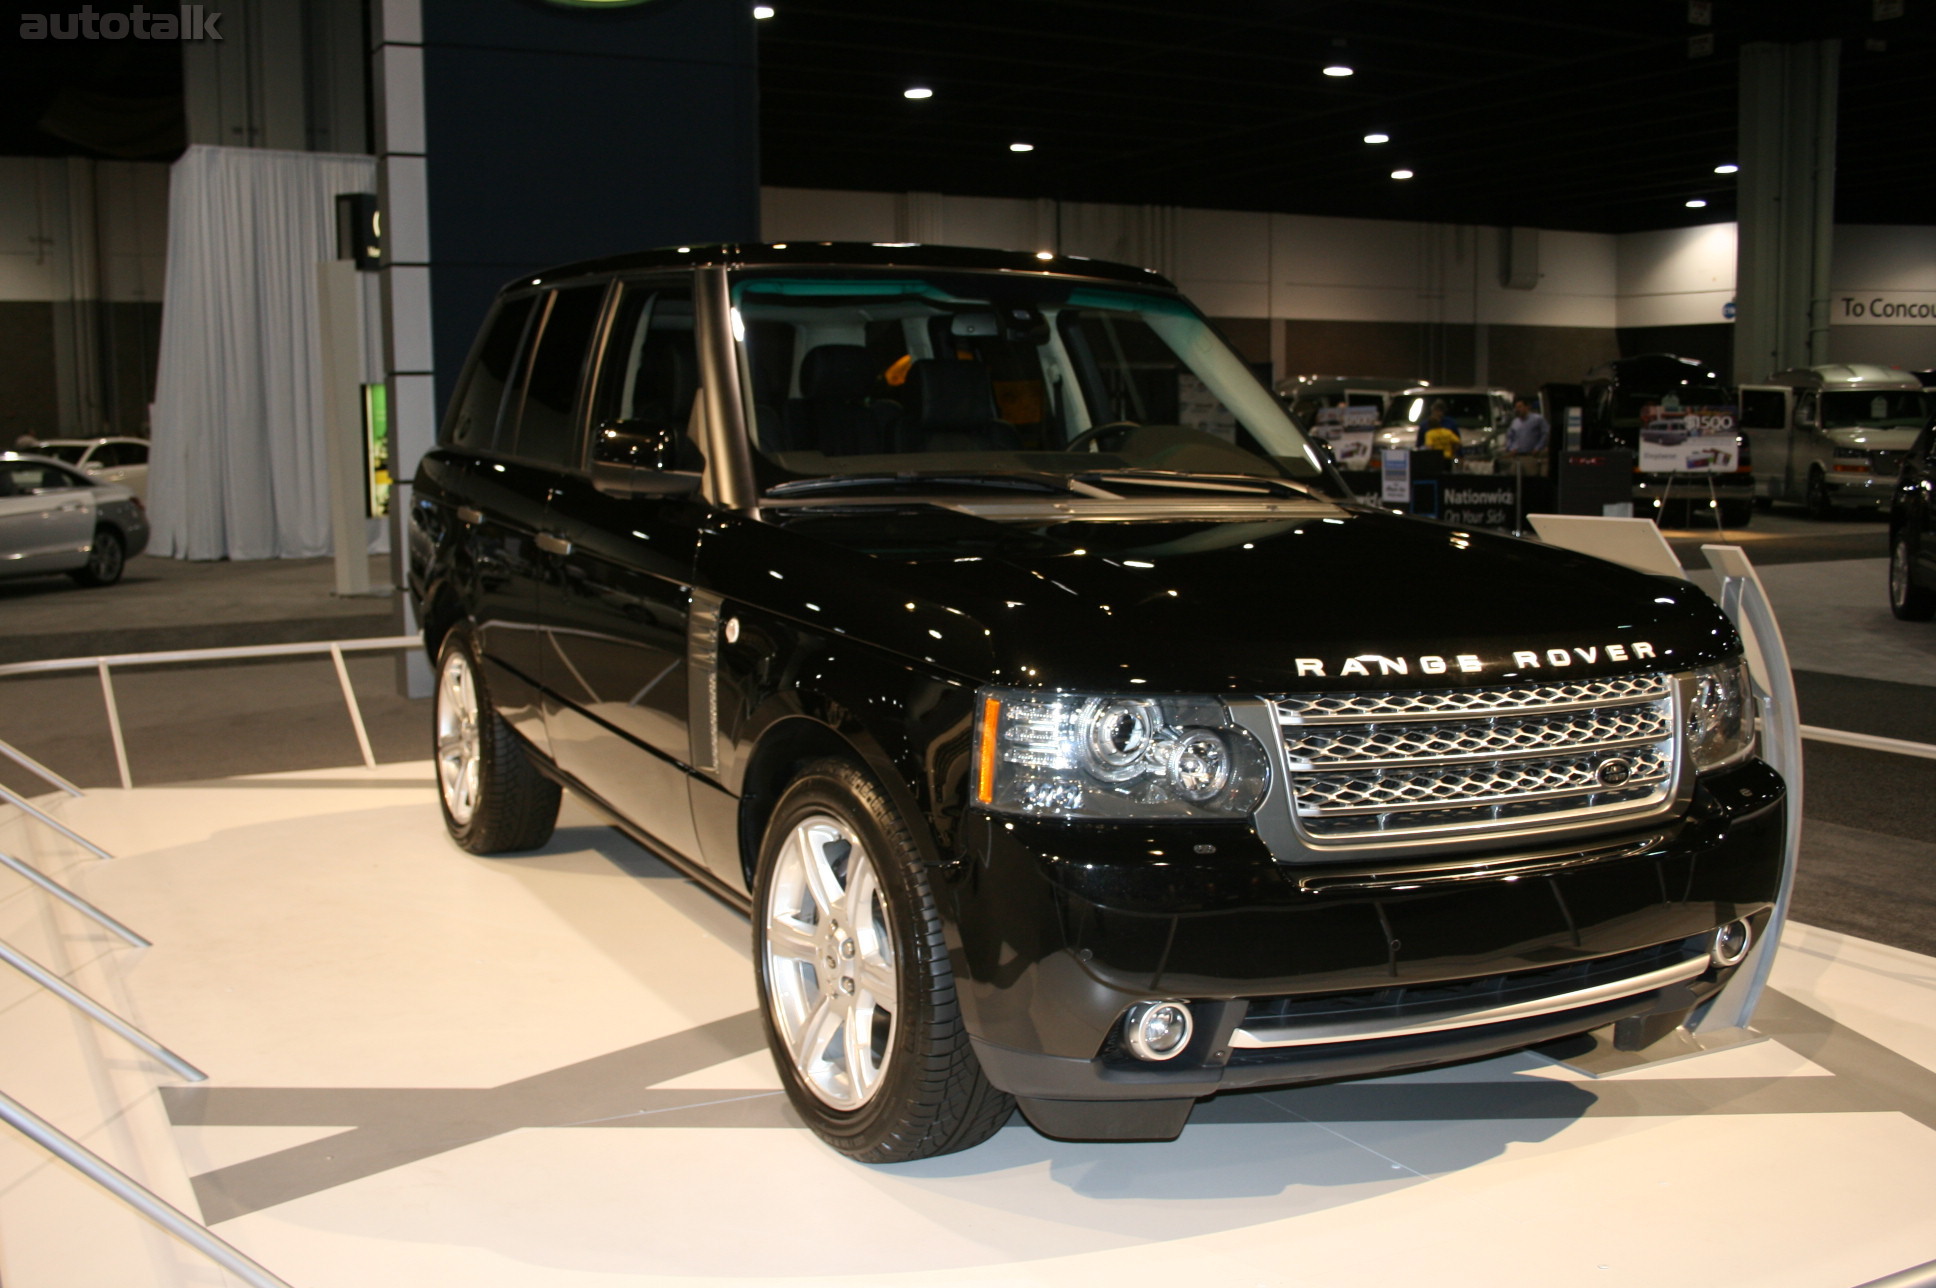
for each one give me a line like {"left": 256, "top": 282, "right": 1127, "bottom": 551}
{"left": 419, "top": 0, "right": 758, "bottom": 413}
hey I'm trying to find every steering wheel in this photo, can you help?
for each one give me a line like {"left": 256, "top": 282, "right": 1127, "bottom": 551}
{"left": 1063, "top": 421, "right": 1141, "bottom": 453}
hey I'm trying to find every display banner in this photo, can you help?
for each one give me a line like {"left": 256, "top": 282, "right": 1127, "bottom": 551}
{"left": 1327, "top": 430, "right": 1375, "bottom": 469}
{"left": 1440, "top": 480, "right": 1518, "bottom": 531}
{"left": 1831, "top": 292, "right": 1936, "bottom": 325}
{"left": 1381, "top": 448, "right": 1412, "bottom": 503}
{"left": 1639, "top": 403, "right": 1740, "bottom": 473}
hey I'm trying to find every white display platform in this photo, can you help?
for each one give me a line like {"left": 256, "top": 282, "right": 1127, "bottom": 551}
{"left": 4, "top": 765, "right": 1935, "bottom": 1288}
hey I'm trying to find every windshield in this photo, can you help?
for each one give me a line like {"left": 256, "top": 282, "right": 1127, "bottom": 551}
{"left": 37, "top": 444, "right": 86, "bottom": 464}
{"left": 730, "top": 271, "right": 1328, "bottom": 493}
{"left": 1821, "top": 389, "right": 1928, "bottom": 429}
{"left": 1383, "top": 393, "right": 1495, "bottom": 427}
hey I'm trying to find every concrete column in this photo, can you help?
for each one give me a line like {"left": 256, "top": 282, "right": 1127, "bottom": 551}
{"left": 1733, "top": 40, "right": 1839, "bottom": 384}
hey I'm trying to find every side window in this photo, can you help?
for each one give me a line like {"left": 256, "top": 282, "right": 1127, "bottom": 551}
{"left": 1740, "top": 389, "right": 1786, "bottom": 430}
{"left": 506, "top": 284, "right": 607, "bottom": 469}
{"left": 588, "top": 282, "right": 699, "bottom": 466}
{"left": 444, "top": 295, "right": 538, "bottom": 452}
{"left": 123, "top": 442, "right": 149, "bottom": 466}
{"left": 1796, "top": 392, "right": 1818, "bottom": 430}
{"left": 4, "top": 462, "right": 80, "bottom": 492}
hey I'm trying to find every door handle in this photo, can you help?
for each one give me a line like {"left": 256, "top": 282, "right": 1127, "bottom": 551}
{"left": 535, "top": 532, "right": 572, "bottom": 556}
{"left": 457, "top": 506, "right": 484, "bottom": 526}
{"left": 57, "top": 503, "right": 87, "bottom": 513}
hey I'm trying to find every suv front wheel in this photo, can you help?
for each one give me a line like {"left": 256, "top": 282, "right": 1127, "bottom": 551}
{"left": 1890, "top": 530, "right": 1936, "bottom": 621}
{"left": 753, "top": 759, "right": 1012, "bottom": 1162}
{"left": 434, "top": 629, "right": 561, "bottom": 853}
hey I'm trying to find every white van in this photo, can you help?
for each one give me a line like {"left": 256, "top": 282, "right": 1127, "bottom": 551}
{"left": 1737, "top": 365, "right": 1930, "bottom": 516}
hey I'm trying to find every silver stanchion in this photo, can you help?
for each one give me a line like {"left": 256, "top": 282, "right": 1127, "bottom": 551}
{"left": 0, "top": 939, "right": 204, "bottom": 1082}
{"left": 0, "top": 1088, "right": 295, "bottom": 1288}
{"left": 0, "top": 849, "right": 147, "bottom": 947}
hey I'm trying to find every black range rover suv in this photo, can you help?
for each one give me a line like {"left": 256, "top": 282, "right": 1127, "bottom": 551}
{"left": 409, "top": 243, "right": 1785, "bottom": 1160}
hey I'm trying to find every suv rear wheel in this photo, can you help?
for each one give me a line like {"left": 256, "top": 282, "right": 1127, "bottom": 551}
{"left": 753, "top": 759, "right": 1012, "bottom": 1162}
{"left": 434, "top": 629, "right": 561, "bottom": 852}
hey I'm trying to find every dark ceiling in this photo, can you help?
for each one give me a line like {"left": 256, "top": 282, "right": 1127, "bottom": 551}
{"left": 756, "top": 0, "right": 1936, "bottom": 235}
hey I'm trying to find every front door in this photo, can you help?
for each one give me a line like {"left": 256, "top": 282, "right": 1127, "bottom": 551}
{"left": 0, "top": 460, "right": 96, "bottom": 575}
{"left": 539, "top": 278, "right": 706, "bottom": 863}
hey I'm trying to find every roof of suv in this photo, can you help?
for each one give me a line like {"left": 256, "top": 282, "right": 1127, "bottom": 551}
{"left": 521, "top": 242, "right": 1176, "bottom": 293}
{"left": 1766, "top": 363, "right": 1924, "bottom": 390}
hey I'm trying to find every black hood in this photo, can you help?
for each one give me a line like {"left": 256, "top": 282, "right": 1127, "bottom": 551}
{"left": 704, "top": 500, "right": 1738, "bottom": 693}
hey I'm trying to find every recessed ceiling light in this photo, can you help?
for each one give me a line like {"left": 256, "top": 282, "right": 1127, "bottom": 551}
{"left": 752, "top": 4, "right": 774, "bottom": 17}
{"left": 1685, "top": 199, "right": 1708, "bottom": 208}
{"left": 904, "top": 86, "right": 932, "bottom": 100}
{"left": 1390, "top": 169, "right": 1414, "bottom": 180}
{"left": 1323, "top": 64, "right": 1354, "bottom": 77}
{"left": 1714, "top": 163, "right": 1739, "bottom": 175}
{"left": 1364, "top": 132, "right": 1390, "bottom": 144}
{"left": 1010, "top": 142, "right": 1034, "bottom": 152}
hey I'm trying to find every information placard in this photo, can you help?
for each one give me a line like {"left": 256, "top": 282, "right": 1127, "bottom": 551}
{"left": 1440, "top": 479, "right": 1519, "bottom": 532}
{"left": 1639, "top": 404, "right": 1739, "bottom": 473}
{"left": 1381, "top": 449, "right": 1412, "bottom": 504}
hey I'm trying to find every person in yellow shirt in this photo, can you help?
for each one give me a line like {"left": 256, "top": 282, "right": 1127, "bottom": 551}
{"left": 1422, "top": 414, "right": 1460, "bottom": 461}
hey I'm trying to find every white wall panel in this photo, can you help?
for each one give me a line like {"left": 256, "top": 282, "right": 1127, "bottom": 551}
{"left": 760, "top": 186, "right": 900, "bottom": 243}
{"left": 1832, "top": 226, "right": 1936, "bottom": 290}
{"left": 937, "top": 193, "right": 1040, "bottom": 253}
{"left": 1473, "top": 228, "right": 1618, "bottom": 328}
{"left": 1615, "top": 222, "right": 1736, "bottom": 327}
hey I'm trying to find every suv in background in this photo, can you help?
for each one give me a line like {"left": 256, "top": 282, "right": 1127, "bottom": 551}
{"left": 411, "top": 243, "right": 1785, "bottom": 1161}
{"left": 1376, "top": 386, "right": 1516, "bottom": 460}
{"left": 1275, "top": 374, "right": 1423, "bottom": 427}
{"left": 1582, "top": 354, "right": 1755, "bottom": 526}
{"left": 1738, "top": 365, "right": 1929, "bottom": 518}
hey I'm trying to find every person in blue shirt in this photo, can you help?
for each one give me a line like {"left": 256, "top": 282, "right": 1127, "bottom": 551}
{"left": 1503, "top": 398, "right": 1549, "bottom": 473}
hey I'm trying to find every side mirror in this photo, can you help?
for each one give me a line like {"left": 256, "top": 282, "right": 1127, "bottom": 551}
{"left": 590, "top": 419, "right": 704, "bottom": 498}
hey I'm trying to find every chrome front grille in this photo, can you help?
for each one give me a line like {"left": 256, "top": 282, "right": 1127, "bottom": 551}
{"left": 1276, "top": 674, "right": 1680, "bottom": 845}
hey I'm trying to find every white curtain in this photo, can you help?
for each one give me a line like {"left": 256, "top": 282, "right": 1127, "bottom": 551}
{"left": 150, "top": 144, "right": 388, "bottom": 560}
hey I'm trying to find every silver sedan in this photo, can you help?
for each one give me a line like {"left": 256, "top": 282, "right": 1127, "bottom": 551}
{"left": 0, "top": 452, "right": 151, "bottom": 587}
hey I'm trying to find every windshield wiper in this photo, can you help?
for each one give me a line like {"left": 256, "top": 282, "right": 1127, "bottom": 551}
{"left": 765, "top": 470, "right": 1120, "bottom": 499}
{"left": 1072, "top": 469, "right": 1323, "bottom": 500}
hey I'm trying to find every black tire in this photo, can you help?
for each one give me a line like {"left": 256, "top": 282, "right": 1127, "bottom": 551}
{"left": 1753, "top": 494, "right": 1774, "bottom": 512}
{"left": 1719, "top": 498, "right": 1754, "bottom": 528}
{"left": 70, "top": 527, "right": 124, "bottom": 587}
{"left": 1890, "top": 529, "right": 1936, "bottom": 621}
{"left": 752, "top": 758, "right": 1012, "bottom": 1162}
{"left": 433, "top": 629, "right": 561, "bottom": 853}
{"left": 1805, "top": 469, "right": 1838, "bottom": 520}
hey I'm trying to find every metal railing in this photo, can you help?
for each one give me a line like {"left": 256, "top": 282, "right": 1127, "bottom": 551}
{"left": 0, "top": 635, "right": 420, "bottom": 790}
{"left": 0, "top": 636, "right": 426, "bottom": 1288}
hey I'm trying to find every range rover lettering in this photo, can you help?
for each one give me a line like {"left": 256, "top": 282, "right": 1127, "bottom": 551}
{"left": 409, "top": 244, "right": 1786, "bottom": 1160}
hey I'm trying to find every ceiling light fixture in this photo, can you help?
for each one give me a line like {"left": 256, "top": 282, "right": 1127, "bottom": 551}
{"left": 1010, "top": 142, "right": 1034, "bottom": 153}
{"left": 904, "top": 86, "right": 932, "bottom": 100}
{"left": 1685, "top": 198, "right": 1708, "bottom": 208}
{"left": 753, "top": 5, "right": 774, "bottom": 17}
{"left": 1714, "top": 163, "right": 1739, "bottom": 174}
{"left": 1323, "top": 64, "right": 1354, "bottom": 77}
{"left": 1391, "top": 169, "right": 1414, "bottom": 180}
{"left": 1364, "top": 132, "right": 1390, "bottom": 144}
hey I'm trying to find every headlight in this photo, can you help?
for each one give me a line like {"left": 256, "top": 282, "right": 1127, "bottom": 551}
{"left": 973, "top": 689, "right": 1270, "bottom": 820}
{"left": 1686, "top": 659, "right": 1756, "bottom": 772}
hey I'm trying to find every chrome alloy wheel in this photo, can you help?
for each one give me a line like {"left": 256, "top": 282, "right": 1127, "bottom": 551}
{"left": 762, "top": 813, "right": 898, "bottom": 1110}
{"left": 435, "top": 649, "right": 482, "bottom": 826}
{"left": 1891, "top": 533, "right": 1912, "bottom": 608}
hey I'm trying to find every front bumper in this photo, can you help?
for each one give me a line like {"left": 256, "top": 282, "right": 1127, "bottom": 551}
{"left": 944, "top": 757, "right": 1784, "bottom": 1107}
{"left": 1632, "top": 471, "right": 1755, "bottom": 509}
{"left": 1823, "top": 471, "right": 1896, "bottom": 508}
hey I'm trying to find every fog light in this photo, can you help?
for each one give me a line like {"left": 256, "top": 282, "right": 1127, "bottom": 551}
{"left": 1710, "top": 918, "right": 1753, "bottom": 967}
{"left": 1124, "top": 1000, "right": 1194, "bottom": 1061}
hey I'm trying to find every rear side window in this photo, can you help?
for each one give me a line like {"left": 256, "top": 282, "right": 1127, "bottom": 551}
{"left": 1740, "top": 389, "right": 1787, "bottom": 430}
{"left": 508, "top": 284, "right": 608, "bottom": 468}
{"left": 444, "top": 295, "right": 538, "bottom": 452}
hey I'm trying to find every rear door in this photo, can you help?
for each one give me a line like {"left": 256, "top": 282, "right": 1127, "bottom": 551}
{"left": 1737, "top": 386, "right": 1792, "bottom": 500}
{"left": 538, "top": 277, "right": 705, "bottom": 862}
